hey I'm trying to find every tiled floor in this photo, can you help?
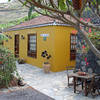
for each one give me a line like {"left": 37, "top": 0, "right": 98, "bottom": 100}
{"left": 17, "top": 63, "right": 100, "bottom": 100}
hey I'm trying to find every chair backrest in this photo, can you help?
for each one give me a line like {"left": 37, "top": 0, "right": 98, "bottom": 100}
{"left": 88, "top": 68, "right": 93, "bottom": 74}
{"left": 66, "top": 66, "right": 75, "bottom": 76}
{"left": 81, "top": 66, "right": 86, "bottom": 72}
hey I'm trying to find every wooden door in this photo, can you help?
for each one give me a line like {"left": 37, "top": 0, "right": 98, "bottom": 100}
{"left": 15, "top": 35, "right": 19, "bottom": 57}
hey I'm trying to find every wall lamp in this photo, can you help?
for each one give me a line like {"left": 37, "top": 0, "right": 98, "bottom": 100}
{"left": 6, "top": 35, "right": 12, "bottom": 39}
{"left": 8, "top": 36, "right": 12, "bottom": 39}
{"left": 21, "top": 35, "right": 25, "bottom": 39}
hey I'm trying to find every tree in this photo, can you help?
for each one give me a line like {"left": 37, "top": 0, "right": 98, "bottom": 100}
{"left": 17, "top": 0, "right": 100, "bottom": 59}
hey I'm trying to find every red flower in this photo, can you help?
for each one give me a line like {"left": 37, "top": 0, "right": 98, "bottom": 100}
{"left": 94, "top": 33, "right": 96, "bottom": 35}
{"left": 89, "top": 28, "right": 91, "bottom": 33}
{"left": 85, "top": 57, "right": 87, "bottom": 62}
{"left": 82, "top": 45, "right": 85, "bottom": 49}
{"left": 86, "top": 62, "right": 89, "bottom": 66}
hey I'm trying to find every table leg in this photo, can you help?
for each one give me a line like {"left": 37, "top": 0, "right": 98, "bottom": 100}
{"left": 73, "top": 77, "right": 76, "bottom": 93}
{"left": 84, "top": 79, "right": 88, "bottom": 96}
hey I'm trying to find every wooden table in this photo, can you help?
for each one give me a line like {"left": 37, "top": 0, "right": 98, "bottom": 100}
{"left": 71, "top": 73, "right": 95, "bottom": 96}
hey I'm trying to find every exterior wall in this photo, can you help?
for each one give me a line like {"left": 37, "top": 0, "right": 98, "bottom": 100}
{"left": 4, "top": 25, "right": 76, "bottom": 72}
{"left": 4, "top": 33, "right": 15, "bottom": 54}
{"left": 4, "top": 26, "right": 55, "bottom": 71}
{"left": 53, "top": 26, "right": 76, "bottom": 71}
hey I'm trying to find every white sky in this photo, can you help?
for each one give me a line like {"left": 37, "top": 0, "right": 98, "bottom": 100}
{"left": 0, "top": 0, "right": 9, "bottom": 3}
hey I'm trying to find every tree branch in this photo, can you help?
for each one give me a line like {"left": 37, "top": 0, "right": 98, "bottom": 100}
{"left": 80, "top": 0, "right": 88, "bottom": 14}
{"left": 26, "top": 0, "right": 100, "bottom": 31}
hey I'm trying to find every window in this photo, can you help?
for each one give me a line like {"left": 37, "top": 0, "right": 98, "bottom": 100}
{"left": 28, "top": 34, "right": 37, "bottom": 58}
{"left": 70, "top": 34, "right": 77, "bottom": 60}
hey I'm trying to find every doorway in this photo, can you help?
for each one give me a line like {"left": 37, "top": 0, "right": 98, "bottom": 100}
{"left": 15, "top": 35, "right": 19, "bottom": 57}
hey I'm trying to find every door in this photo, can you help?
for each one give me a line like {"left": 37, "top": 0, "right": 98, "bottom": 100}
{"left": 15, "top": 35, "right": 19, "bottom": 57}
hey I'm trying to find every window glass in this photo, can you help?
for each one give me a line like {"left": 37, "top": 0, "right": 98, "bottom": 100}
{"left": 70, "top": 34, "right": 77, "bottom": 60}
{"left": 28, "top": 34, "right": 37, "bottom": 58}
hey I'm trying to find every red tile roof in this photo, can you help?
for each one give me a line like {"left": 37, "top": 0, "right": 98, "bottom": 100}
{"left": 5, "top": 15, "right": 75, "bottom": 31}
{"left": 12, "top": 16, "right": 55, "bottom": 29}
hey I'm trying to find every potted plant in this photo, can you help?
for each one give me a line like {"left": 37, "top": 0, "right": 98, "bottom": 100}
{"left": 18, "top": 58, "right": 25, "bottom": 64}
{"left": 41, "top": 50, "right": 51, "bottom": 73}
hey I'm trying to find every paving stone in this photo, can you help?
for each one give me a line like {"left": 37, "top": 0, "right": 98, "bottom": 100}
{"left": 0, "top": 87, "right": 54, "bottom": 100}
{"left": 17, "top": 63, "right": 100, "bottom": 100}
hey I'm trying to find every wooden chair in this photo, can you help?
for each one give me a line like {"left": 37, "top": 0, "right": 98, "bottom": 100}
{"left": 87, "top": 74, "right": 100, "bottom": 97}
{"left": 66, "top": 66, "right": 82, "bottom": 87}
{"left": 66, "top": 66, "right": 84, "bottom": 94}
{"left": 66, "top": 66, "right": 75, "bottom": 87}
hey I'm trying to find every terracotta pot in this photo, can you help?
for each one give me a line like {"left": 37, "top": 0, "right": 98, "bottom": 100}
{"left": 43, "top": 63, "right": 51, "bottom": 73}
{"left": 72, "top": 0, "right": 82, "bottom": 10}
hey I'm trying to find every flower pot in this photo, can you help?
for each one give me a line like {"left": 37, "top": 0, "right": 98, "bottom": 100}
{"left": 43, "top": 62, "right": 51, "bottom": 73}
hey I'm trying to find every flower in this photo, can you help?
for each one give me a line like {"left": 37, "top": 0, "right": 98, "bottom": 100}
{"left": 86, "top": 62, "right": 89, "bottom": 66}
{"left": 82, "top": 45, "right": 85, "bottom": 49}
{"left": 85, "top": 57, "right": 87, "bottom": 62}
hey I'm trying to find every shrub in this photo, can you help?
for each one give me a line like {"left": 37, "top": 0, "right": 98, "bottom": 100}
{"left": 0, "top": 46, "right": 20, "bottom": 88}
{"left": 88, "top": 31, "right": 100, "bottom": 50}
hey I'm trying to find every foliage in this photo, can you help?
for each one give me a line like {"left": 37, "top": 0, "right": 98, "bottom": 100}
{"left": 0, "top": 46, "right": 20, "bottom": 88}
{"left": 58, "top": 0, "right": 67, "bottom": 11}
{"left": 28, "top": 6, "right": 35, "bottom": 20}
{"left": 0, "top": 34, "right": 8, "bottom": 43}
{"left": 0, "top": 12, "right": 39, "bottom": 29}
{"left": 88, "top": 31, "right": 100, "bottom": 50}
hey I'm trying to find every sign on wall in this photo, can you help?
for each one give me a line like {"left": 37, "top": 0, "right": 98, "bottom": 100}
{"left": 40, "top": 34, "right": 49, "bottom": 37}
{"left": 40, "top": 34, "right": 49, "bottom": 41}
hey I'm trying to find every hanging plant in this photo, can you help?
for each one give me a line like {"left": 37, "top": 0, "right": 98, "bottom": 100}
{"left": 72, "top": 0, "right": 82, "bottom": 10}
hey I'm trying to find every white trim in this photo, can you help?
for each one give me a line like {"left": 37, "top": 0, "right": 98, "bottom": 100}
{"left": 4, "top": 22, "right": 72, "bottom": 32}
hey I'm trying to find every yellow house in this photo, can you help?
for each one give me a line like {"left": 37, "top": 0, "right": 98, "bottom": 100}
{"left": 4, "top": 16, "right": 77, "bottom": 72}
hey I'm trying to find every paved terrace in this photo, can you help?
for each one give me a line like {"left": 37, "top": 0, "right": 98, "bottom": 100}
{"left": 17, "top": 63, "right": 100, "bottom": 100}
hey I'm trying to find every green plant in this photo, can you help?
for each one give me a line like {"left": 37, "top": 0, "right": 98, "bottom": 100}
{"left": 0, "top": 12, "right": 39, "bottom": 29}
{"left": 0, "top": 46, "right": 20, "bottom": 88}
{"left": 88, "top": 31, "right": 100, "bottom": 50}
{"left": 18, "top": 58, "right": 25, "bottom": 64}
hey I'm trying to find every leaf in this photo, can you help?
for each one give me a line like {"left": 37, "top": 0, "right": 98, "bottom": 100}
{"left": 67, "top": 0, "right": 72, "bottom": 6}
{"left": 58, "top": 0, "right": 67, "bottom": 11}
{"left": 28, "top": 6, "right": 34, "bottom": 20}
{"left": 23, "top": 1, "right": 28, "bottom": 6}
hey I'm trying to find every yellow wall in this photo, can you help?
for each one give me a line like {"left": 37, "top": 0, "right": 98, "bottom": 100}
{"left": 4, "top": 25, "right": 76, "bottom": 72}
{"left": 53, "top": 26, "right": 76, "bottom": 71}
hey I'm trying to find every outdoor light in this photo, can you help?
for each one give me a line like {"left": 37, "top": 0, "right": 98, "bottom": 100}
{"left": 6, "top": 35, "right": 8, "bottom": 37}
{"left": 21, "top": 35, "right": 25, "bottom": 39}
{"left": 8, "top": 36, "right": 12, "bottom": 39}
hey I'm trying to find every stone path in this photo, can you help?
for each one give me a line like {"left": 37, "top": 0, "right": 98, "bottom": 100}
{"left": 17, "top": 63, "right": 100, "bottom": 100}
{"left": 0, "top": 86, "right": 54, "bottom": 100}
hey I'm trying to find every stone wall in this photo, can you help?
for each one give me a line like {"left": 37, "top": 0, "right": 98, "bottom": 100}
{"left": 76, "top": 33, "right": 100, "bottom": 74}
